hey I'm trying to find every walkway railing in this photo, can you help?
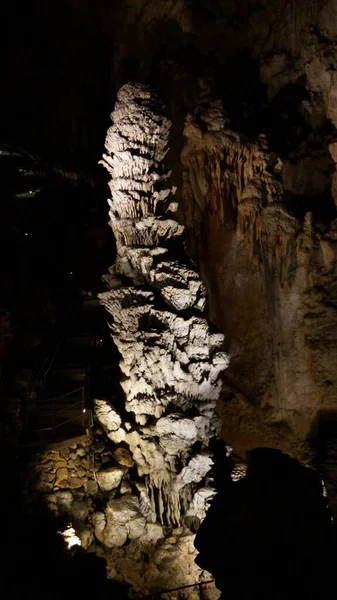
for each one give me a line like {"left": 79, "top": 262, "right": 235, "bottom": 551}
{"left": 28, "top": 329, "right": 98, "bottom": 440}
{"left": 34, "top": 385, "right": 86, "bottom": 434}
{"left": 140, "top": 579, "right": 215, "bottom": 600}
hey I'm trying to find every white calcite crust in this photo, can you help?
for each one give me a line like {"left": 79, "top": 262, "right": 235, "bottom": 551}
{"left": 98, "top": 83, "right": 228, "bottom": 528}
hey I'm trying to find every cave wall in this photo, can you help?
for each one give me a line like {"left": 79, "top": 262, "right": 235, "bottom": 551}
{"left": 181, "top": 96, "right": 337, "bottom": 461}
{"left": 106, "top": 0, "right": 337, "bottom": 461}
{"left": 26, "top": 83, "right": 228, "bottom": 596}
{"left": 6, "top": 0, "right": 337, "bottom": 524}
{"left": 33, "top": 437, "right": 219, "bottom": 595}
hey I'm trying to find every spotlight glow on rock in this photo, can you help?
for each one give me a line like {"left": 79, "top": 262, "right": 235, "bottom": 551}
{"left": 59, "top": 526, "right": 81, "bottom": 549}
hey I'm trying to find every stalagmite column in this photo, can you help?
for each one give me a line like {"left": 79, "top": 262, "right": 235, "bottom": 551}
{"left": 98, "top": 83, "right": 228, "bottom": 531}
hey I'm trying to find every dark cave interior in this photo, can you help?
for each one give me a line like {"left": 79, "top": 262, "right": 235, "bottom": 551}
{"left": 3, "top": 1, "right": 337, "bottom": 599}
{"left": 0, "top": 148, "right": 123, "bottom": 598}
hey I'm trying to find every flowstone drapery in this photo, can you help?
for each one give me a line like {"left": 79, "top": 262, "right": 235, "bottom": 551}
{"left": 97, "top": 83, "right": 228, "bottom": 531}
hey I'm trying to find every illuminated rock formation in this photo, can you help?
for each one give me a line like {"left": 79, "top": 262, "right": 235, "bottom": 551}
{"left": 181, "top": 90, "right": 337, "bottom": 476}
{"left": 97, "top": 83, "right": 227, "bottom": 537}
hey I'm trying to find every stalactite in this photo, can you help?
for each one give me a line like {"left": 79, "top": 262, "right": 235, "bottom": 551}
{"left": 182, "top": 99, "right": 299, "bottom": 281}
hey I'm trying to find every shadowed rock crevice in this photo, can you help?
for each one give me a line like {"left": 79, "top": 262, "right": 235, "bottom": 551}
{"left": 309, "top": 409, "right": 337, "bottom": 521}
{"left": 0, "top": 442, "right": 129, "bottom": 600}
{"left": 195, "top": 447, "right": 336, "bottom": 600}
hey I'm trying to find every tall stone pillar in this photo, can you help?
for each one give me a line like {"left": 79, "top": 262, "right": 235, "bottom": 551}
{"left": 96, "top": 83, "right": 228, "bottom": 590}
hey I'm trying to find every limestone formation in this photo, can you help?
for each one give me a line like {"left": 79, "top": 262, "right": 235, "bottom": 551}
{"left": 96, "top": 466, "right": 125, "bottom": 492}
{"left": 181, "top": 92, "right": 337, "bottom": 475}
{"left": 97, "top": 83, "right": 228, "bottom": 535}
{"left": 12, "top": 0, "right": 337, "bottom": 462}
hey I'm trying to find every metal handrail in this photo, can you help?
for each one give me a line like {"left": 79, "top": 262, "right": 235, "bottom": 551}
{"left": 29, "top": 324, "right": 101, "bottom": 438}
{"left": 34, "top": 413, "right": 85, "bottom": 433}
{"left": 140, "top": 579, "right": 215, "bottom": 599}
{"left": 42, "top": 341, "right": 61, "bottom": 379}
{"left": 27, "top": 349, "right": 50, "bottom": 388}
{"left": 42, "top": 397, "right": 83, "bottom": 417}
{"left": 42, "top": 386, "right": 83, "bottom": 405}
{"left": 27, "top": 339, "right": 60, "bottom": 390}
{"left": 35, "top": 390, "right": 86, "bottom": 433}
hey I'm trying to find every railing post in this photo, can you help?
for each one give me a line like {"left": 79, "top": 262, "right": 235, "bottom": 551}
{"left": 52, "top": 394, "right": 55, "bottom": 437}
{"left": 82, "top": 385, "right": 85, "bottom": 431}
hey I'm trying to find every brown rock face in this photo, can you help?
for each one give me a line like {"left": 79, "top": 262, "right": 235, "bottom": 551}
{"left": 10, "top": 0, "right": 337, "bottom": 576}
{"left": 181, "top": 97, "right": 337, "bottom": 460}
{"left": 98, "top": 0, "right": 337, "bottom": 466}
{"left": 113, "top": 447, "right": 133, "bottom": 467}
